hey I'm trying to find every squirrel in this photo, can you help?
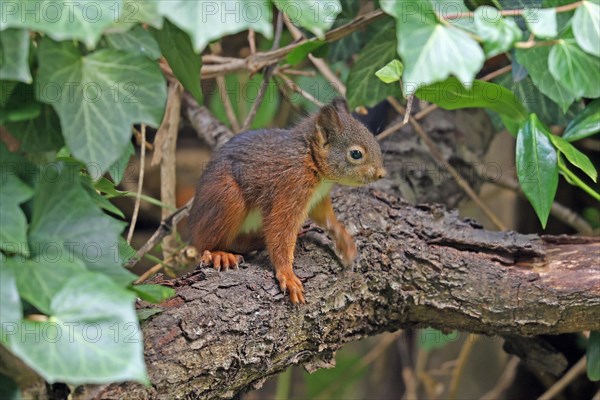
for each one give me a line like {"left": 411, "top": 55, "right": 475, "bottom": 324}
{"left": 188, "top": 98, "right": 386, "bottom": 304}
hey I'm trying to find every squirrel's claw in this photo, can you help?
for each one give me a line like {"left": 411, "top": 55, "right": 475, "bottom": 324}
{"left": 201, "top": 250, "right": 244, "bottom": 271}
{"left": 277, "top": 271, "right": 306, "bottom": 304}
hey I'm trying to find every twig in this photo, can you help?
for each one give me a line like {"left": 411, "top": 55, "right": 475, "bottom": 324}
{"left": 481, "top": 356, "right": 520, "bottom": 400}
{"left": 126, "top": 124, "right": 146, "bottom": 244}
{"left": 403, "top": 94, "right": 414, "bottom": 124}
{"left": 447, "top": 334, "right": 478, "bottom": 399}
{"left": 479, "top": 64, "right": 513, "bottom": 82}
{"left": 194, "top": 9, "right": 386, "bottom": 80}
{"left": 397, "top": 332, "right": 419, "bottom": 400}
{"left": 537, "top": 356, "right": 587, "bottom": 400}
{"left": 124, "top": 198, "right": 193, "bottom": 268}
{"left": 483, "top": 173, "right": 594, "bottom": 235}
{"left": 134, "top": 253, "right": 175, "bottom": 284}
{"left": 315, "top": 331, "right": 402, "bottom": 399}
{"left": 276, "top": 73, "right": 324, "bottom": 107}
{"left": 282, "top": 14, "right": 347, "bottom": 96}
{"left": 279, "top": 68, "right": 316, "bottom": 77}
{"left": 240, "top": 11, "right": 284, "bottom": 133}
{"left": 132, "top": 127, "right": 153, "bottom": 151}
{"left": 216, "top": 75, "right": 241, "bottom": 132}
{"left": 248, "top": 29, "right": 256, "bottom": 54}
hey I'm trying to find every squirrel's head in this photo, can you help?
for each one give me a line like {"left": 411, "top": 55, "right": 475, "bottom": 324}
{"left": 312, "top": 98, "right": 386, "bottom": 186}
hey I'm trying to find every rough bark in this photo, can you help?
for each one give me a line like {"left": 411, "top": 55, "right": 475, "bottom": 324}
{"left": 87, "top": 186, "right": 600, "bottom": 400}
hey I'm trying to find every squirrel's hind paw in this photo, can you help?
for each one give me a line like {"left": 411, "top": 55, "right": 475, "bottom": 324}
{"left": 277, "top": 271, "right": 306, "bottom": 304}
{"left": 201, "top": 250, "right": 244, "bottom": 271}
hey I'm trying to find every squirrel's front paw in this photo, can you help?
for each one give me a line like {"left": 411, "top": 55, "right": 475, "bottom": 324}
{"left": 336, "top": 230, "right": 357, "bottom": 266}
{"left": 201, "top": 250, "right": 244, "bottom": 271}
{"left": 276, "top": 270, "right": 305, "bottom": 304}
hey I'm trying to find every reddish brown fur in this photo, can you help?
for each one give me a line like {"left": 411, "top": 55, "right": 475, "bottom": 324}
{"left": 188, "top": 99, "right": 385, "bottom": 304}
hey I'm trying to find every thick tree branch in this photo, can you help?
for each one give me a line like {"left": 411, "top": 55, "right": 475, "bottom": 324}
{"left": 90, "top": 187, "right": 599, "bottom": 400}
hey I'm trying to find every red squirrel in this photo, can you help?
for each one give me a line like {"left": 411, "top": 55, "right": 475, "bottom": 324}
{"left": 188, "top": 98, "right": 386, "bottom": 304}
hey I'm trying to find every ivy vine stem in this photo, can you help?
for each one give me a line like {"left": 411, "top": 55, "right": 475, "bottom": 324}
{"left": 558, "top": 156, "right": 600, "bottom": 201}
{"left": 440, "top": 1, "right": 584, "bottom": 20}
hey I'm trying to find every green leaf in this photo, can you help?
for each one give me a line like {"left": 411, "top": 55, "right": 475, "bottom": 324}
{"left": 346, "top": 25, "right": 400, "bottom": 109}
{"left": 0, "top": 263, "right": 23, "bottom": 341}
{"left": 549, "top": 135, "right": 597, "bottom": 182}
{"left": 549, "top": 37, "right": 600, "bottom": 99}
{"left": 515, "top": 46, "right": 576, "bottom": 112}
{"left": 113, "top": 0, "right": 163, "bottom": 29}
{"left": 106, "top": 25, "right": 161, "bottom": 60}
{"left": 573, "top": 0, "right": 600, "bottom": 57}
{"left": 474, "top": 6, "right": 522, "bottom": 57}
{"left": 28, "top": 162, "right": 137, "bottom": 285}
{"left": 273, "top": 0, "right": 341, "bottom": 38}
{"left": 418, "top": 328, "right": 459, "bottom": 351}
{"left": 563, "top": 99, "right": 600, "bottom": 141}
{"left": 1, "top": 0, "right": 123, "bottom": 49}
{"left": 382, "top": 0, "right": 485, "bottom": 94}
{"left": 131, "top": 284, "right": 176, "bottom": 304}
{"left": 0, "top": 28, "right": 32, "bottom": 83}
{"left": 523, "top": 8, "right": 557, "bottom": 38}
{"left": 327, "top": 0, "right": 365, "bottom": 62}
{"left": 375, "top": 59, "right": 404, "bottom": 84}
{"left": 7, "top": 255, "right": 87, "bottom": 315}
{"left": 0, "top": 174, "right": 33, "bottom": 256}
{"left": 159, "top": 0, "right": 272, "bottom": 52}
{"left": 415, "top": 77, "right": 528, "bottom": 121}
{"left": 516, "top": 114, "right": 559, "bottom": 228}
{"left": 1, "top": 81, "right": 17, "bottom": 107}
{"left": 5, "top": 272, "right": 148, "bottom": 384}
{"left": 0, "top": 102, "right": 40, "bottom": 125}
{"left": 108, "top": 142, "right": 134, "bottom": 185}
{"left": 137, "top": 307, "right": 162, "bottom": 321}
{"left": 588, "top": 331, "right": 600, "bottom": 381}
{"left": 153, "top": 20, "right": 202, "bottom": 104}
{"left": 36, "top": 39, "right": 166, "bottom": 175}
{"left": 287, "top": 40, "right": 327, "bottom": 65}
{"left": 6, "top": 103, "right": 63, "bottom": 152}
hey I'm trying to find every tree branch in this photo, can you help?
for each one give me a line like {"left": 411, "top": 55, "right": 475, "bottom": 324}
{"left": 91, "top": 187, "right": 599, "bottom": 400}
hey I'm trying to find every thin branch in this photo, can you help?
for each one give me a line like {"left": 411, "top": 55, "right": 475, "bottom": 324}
{"left": 282, "top": 14, "right": 347, "bottom": 96}
{"left": 479, "top": 64, "right": 513, "bottom": 82}
{"left": 126, "top": 124, "right": 146, "bottom": 244}
{"left": 447, "top": 335, "right": 478, "bottom": 399}
{"left": 216, "top": 75, "right": 241, "bottom": 132}
{"left": 537, "top": 356, "right": 587, "bottom": 400}
{"left": 276, "top": 73, "right": 324, "bottom": 107}
{"left": 248, "top": 29, "right": 256, "bottom": 54}
{"left": 387, "top": 96, "right": 507, "bottom": 230}
{"left": 483, "top": 173, "right": 594, "bottom": 235}
{"left": 481, "top": 356, "right": 520, "bottom": 400}
{"left": 132, "top": 127, "right": 154, "bottom": 151}
{"left": 124, "top": 198, "right": 193, "bottom": 268}
{"left": 240, "top": 11, "right": 284, "bottom": 133}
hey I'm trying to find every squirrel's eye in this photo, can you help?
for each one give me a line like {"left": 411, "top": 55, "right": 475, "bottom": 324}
{"left": 350, "top": 150, "right": 363, "bottom": 160}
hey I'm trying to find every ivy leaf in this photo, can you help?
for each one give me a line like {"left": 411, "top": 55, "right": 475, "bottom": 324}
{"left": 549, "top": 37, "right": 600, "bottom": 99}
{"left": 153, "top": 20, "right": 202, "bottom": 104}
{"left": 327, "top": 0, "right": 365, "bottom": 62}
{"left": 113, "top": 0, "right": 164, "bottom": 30}
{"left": 106, "top": 25, "right": 161, "bottom": 60}
{"left": 1, "top": 0, "right": 123, "bottom": 49}
{"left": 573, "top": 0, "right": 600, "bottom": 57}
{"left": 28, "top": 162, "right": 137, "bottom": 286}
{"left": 0, "top": 174, "right": 33, "bottom": 256}
{"left": 523, "top": 8, "right": 557, "bottom": 38}
{"left": 7, "top": 255, "right": 87, "bottom": 315}
{"left": 415, "top": 77, "right": 528, "bottom": 121}
{"left": 346, "top": 26, "right": 400, "bottom": 109}
{"left": 159, "top": 0, "right": 272, "bottom": 52}
{"left": 137, "top": 308, "right": 162, "bottom": 321}
{"left": 515, "top": 46, "right": 576, "bottom": 112}
{"left": 5, "top": 272, "right": 148, "bottom": 384}
{"left": 0, "top": 263, "right": 22, "bottom": 342}
{"left": 273, "top": 0, "right": 341, "bottom": 38}
{"left": 287, "top": 40, "right": 327, "bottom": 65}
{"left": 382, "top": 0, "right": 485, "bottom": 94}
{"left": 0, "top": 28, "right": 32, "bottom": 83}
{"left": 375, "top": 59, "right": 404, "bottom": 84}
{"left": 563, "top": 99, "right": 600, "bottom": 141}
{"left": 549, "top": 135, "right": 597, "bottom": 182}
{"left": 474, "top": 6, "right": 522, "bottom": 57}
{"left": 131, "top": 284, "right": 176, "bottom": 304}
{"left": 36, "top": 39, "right": 166, "bottom": 175}
{"left": 588, "top": 331, "right": 600, "bottom": 381}
{"left": 516, "top": 114, "right": 559, "bottom": 228}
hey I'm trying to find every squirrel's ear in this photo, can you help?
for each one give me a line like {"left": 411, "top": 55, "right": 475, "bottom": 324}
{"left": 315, "top": 102, "right": 343, "bottom": 146}
{"left": 331, "top": 97, "right": 349, "bottom": 114}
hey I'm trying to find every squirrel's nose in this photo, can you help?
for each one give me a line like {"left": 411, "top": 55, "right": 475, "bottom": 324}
{"left": 376, "top": 168, "right": 387, "bottom": 180}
